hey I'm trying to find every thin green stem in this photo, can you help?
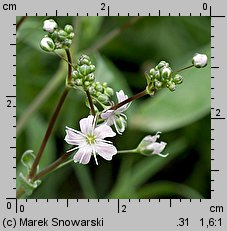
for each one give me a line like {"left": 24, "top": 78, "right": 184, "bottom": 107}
{"left": 33, "top": 149, "right": 74, "bottom": 181}
{"left": 85, "top": 90, "right": 96, "bottom": 116}
{"left": 117, "top": 149, "right": 137, "bottom": 154}
{"left": 16, "top": 16, "right": 28, "bottom": 31}
{"left": 174, "top": 64, "right": 194, "bottom": 74}
{"left": 28, "top": 88, "right": 70, "bottom": 180}
{"left": 110, "top": 89, "right": 148, "bottom": 111}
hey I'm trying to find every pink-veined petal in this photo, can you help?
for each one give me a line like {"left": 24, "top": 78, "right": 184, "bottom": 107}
{"left": 73, "top": 146, "right": 92, "bottom": 164}
{"left": 94, "top": 124, "right": 116, "bottom": 139}
{"left": 95, "top": 141, "right": 117, "bottom": 160}
{"left": 116, "top": 90, "right": 130, "bottom": 113}
{"left": 101, "top": 110, "right": 114, "bottom": 119}
{"left": 147, "top": 141, "right": 167, "bottom": 155}
{"left": 65, "top": 127, "right": 85, "bottom": 146}
{"left": 79, "top": 115, "right": 94, "bottom": 135}
{"left": 116, "top": 90, "right": 128, "bottom": 103}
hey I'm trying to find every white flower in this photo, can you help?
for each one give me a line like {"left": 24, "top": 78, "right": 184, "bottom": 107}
{"left": 192, "top": 53, "right": 208, "bottom": 68}
{"left": 137, "top": 132, "right": 168, "bottom": 157}
{"left": 101, "top": 90, "right": 130, "bottom": 135}
{"left": 65, "top": 115, "right": 117, "bottom": 165}
{"left": 43, "top": 19, "right": 58, "bottom": 33}
{"left": 40, "top": 37, "right": 55, "bottom": 52}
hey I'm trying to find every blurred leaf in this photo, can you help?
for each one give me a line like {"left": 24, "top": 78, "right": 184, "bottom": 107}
{"left": 130, "top": 46, "right": 210, "bottom": 132}
{"left": 137, "top": 181, "right": 204, "bottom": 198}
{"left": 26, "top": 115, "right": 56, "bottom": 169}
{"left": 110, "top": 138, "right": 188, "bottom": 198}
{"left": 17, "top": 17, "right": 45, "bottom": 50}
{"left": 78, "top": 17, "right": 104, "bottom": 50}
{"left": 73, "top": 165, "right": 97, "bottom": 198}
{"left": 93, "top": 53, "right": 131, "bottom": 94}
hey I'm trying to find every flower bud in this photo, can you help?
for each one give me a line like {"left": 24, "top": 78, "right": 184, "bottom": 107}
{"left": 98, "top": 94, "right": 109, "bottom": 103}
{"left": 64, "top": 39, "right": 72, "bottom": 47}
{"left": 64, "top": 24, "right": 74, "bottom": 33}
{"left": 40, "top": 37, "right": 55, "bottom": 52}
{"left": 154, "top": 70, "right": 160, "bottom": 79}
{"left": 74, "top": 79, "right": 83, "bottom": 86}
{"left": 79, "top": 65, "right": 91, "bottom": 76}
{"left": 192, "top": 53, "right": 208, "bottom": 68}
{"left": 161, "top": 67, "right": 172, "bottom": 79}
{"left": 78, "top": 55, "right": 91, "bottom": 66}
{"left": 43, "top": 19, "right": 58, "bottom": 33}
{"left": 167, "top": 81, "right": 176, "bottom": 91}
{"left": 86, "top": 73, "right": 95, "bottom": 82}
{"left": 157, "top": 61, "right": 168, "bottom": 70}
{"left": 68, "top": 32, "right": 75, "bottom": 39}
{"left": 95, "top": 82, "right": 103, "bottom": 92}
{"left": 115, "top": 116, "right": 127, "bottom": 135}
{"left": 173, "top": 74, "right": 183, "bottom": 84}
{"left": 58, "top": 29, "right": 68, "bottom": 40}
{"left": 104, "top": 87, "right": 114, "bottom": 97}
{"left": 154, "top": 80, "right": 162, "bottom": 89}
{"left": 149, "top": 68, "right": 155, "bottom": 77}
{"left": 136, "top": 132, "right": 168, "bottom": 157}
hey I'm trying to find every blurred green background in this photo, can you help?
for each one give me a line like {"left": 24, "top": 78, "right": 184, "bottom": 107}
{"left": 16, "top": 16, "right": 211, "bottom": 199}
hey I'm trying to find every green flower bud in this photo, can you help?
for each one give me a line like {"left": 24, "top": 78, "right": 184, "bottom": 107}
{"left": 161, "top": 67, "right": 172, "bottom": 79}
{"left": 167, "top": 81, "right": 176, "bottom": 91}
{"left": 102, "top": 82, "right": 108, "bottom": 88}
{"left": 74, "top": 79, "right": 83, "bottom": 86}
{"left": 154, "top": 80, "right": 162, "bottom": 89}
{"left": 58, "top": 29, "right": 68, "bottom": 40}
{"left": 78, "top": 55, "right": 91, "bottom": 66}
{"left": 104, "top": 87, "right": 114, "bottom": 97}
{"left": 98, "top": 94, "right": 109, "bottom": 103}
{"left": 68, "top": 32, "right": 75, "bottom": 39}
{"left": 173, "top": 74, "right": 183, "bottom": 84}
{"left": 115, "top": 116, "right": 127, "bottom": 135}
{"left": 149, "top": 68, "right": 155, "bottom": 77}
{"left": 64, "top": 39, "right": 72, "bottom": 47}
{"left": 72, "top": 70, "right": 79, "bottom": 79}
{"left": 154, "top": 70, "right": 160, "bottom": 79}
{"left": 157, "top": 61, "right": 168, "bottom": 69}
{"left": 64, "top": 24, "right": 74, "bottom": 33}
{"left": 79, "top": 65, "right": 91, "bottom": 76}
{"left": 86, "top": 73, "right": 95, "bottom": 82}
{"left": 40, "top": 37, "right": 55, "bottom": 52}
{"left": 84, "top": 81, "right": 91, "bottom": 88}
{"left": 50, "top": 30, "right": 58, "bottom": 40}
{"left": 95, "top": 82, "right": 103, "bottom": 92}
{"left": 90, "top": 65, "right": 96, "bottom": 73}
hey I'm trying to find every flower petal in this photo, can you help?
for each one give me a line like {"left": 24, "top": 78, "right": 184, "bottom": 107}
{"left": 94, "top": 124, "right": 116, "bottom": 139}
{"left": 79, "top": 115, "right": 94, "bottom": 135}
{"left": 147, "top": 141, "right": 167, "bottom": 155}
{"left": 116, "top": 90, "right": 128, "bottom": 103}
{"left": 101, "top": 110, "right": 114, "bottom": 120}
{"left": 95, "top": 141, "right": 117, "bottom": 160}
{"left": 73, "top": 146, "right": 92, "bottom": 164}
{"left": 116, "top": 90, "right": 130, "bottom": 113}
{"left": 65, "top": 127, "right": 85, "bottom": 146}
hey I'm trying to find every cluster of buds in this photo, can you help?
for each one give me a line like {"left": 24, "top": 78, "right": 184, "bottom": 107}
{"left": 40, "top": 19, "right": 75, "bottom": 52}
{"left": 71, "top": 55, "right": 96, "bottom": 89}
{"left": 145, "top": 61, "right": 183, "bottom": 95}
{"left": 72, "top": 55, "right": 114, "bottom": 106}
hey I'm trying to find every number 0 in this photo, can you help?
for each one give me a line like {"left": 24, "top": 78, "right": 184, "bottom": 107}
{"left": 203, "top": 3, "right": 208, "bottom": 10}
